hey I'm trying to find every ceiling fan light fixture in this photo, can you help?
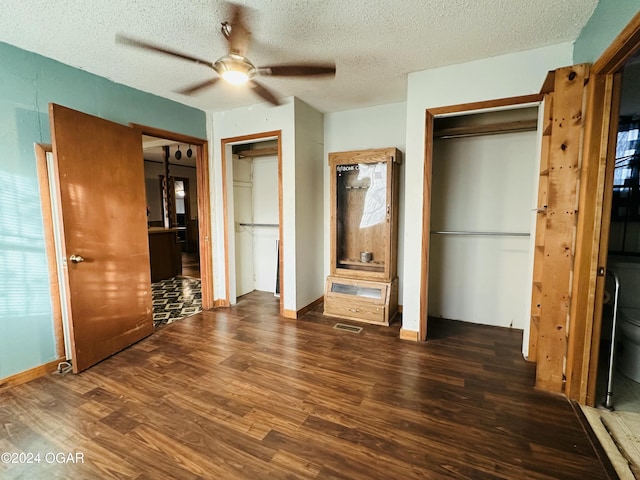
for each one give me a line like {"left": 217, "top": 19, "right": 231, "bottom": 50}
{"left": 222, "top": 70, "right": 250, "bottom": 85}
{"left": 215, "top": 54, "right": 255, "bottom": 85}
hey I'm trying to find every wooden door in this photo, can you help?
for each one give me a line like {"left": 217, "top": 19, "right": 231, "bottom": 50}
{"left": 49, "top": 104, "right": 153, "bottom": 373}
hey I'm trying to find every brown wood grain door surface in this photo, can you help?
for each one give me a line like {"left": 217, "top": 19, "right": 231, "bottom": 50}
{"left": 49, "top": 104, "right": 153, "bottom": 373}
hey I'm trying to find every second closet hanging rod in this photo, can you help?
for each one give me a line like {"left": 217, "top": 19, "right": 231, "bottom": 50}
{"left": 238, "top": 223, "right": 279, "bottom": 228}
{"left": 431, "top": 231, "right": 530, "bottom": 237}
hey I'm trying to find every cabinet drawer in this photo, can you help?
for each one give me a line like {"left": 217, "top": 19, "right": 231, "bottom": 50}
{"left": 324, "top": 297, "right": 386, "bottom": 324}
{"left": 325, "top": 277, "right": 388, "bottom": 305}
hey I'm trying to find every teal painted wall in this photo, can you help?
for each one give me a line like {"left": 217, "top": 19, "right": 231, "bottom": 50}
{"left": 573, "top": 0, "right": 640, "bottom": 64}
{"left": 0, "top": 41, "right": 206, "bottom": 379}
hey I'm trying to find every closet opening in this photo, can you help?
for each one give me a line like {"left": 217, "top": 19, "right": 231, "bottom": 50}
{"left": 428, "top": 107, "right": 539, "bottom": 331}
{"left": 419, "top": 94, "right": 543, "bottom": 342}
{"left": 221, "top": 131, "right": 283, "bottom": 312}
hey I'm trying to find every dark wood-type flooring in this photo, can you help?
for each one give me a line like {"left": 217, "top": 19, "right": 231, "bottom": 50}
{"left": 0, "top": 292, "right": 615, "bottom": 479}
{"left": 181, "top": 252, "right": 200, "bottom": 279}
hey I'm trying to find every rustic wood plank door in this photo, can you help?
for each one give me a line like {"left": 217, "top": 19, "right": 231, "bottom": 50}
{"left": 49, "top": 104, "right": 153, "bottom": 373}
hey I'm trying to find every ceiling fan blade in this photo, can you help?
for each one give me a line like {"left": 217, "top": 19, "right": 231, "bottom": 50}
{"left": 223, "top": 3, "right": 251, "bottom": 57}
{"left": 249, "top": 80, "right": 280, "bottom": 106}
{"left": 116, "top": 34, "right": 215, "bottom": 69}
{"left": 175, "top": 78, "right": 219, "bottom": 95}
{"left": 259, "top": 64, "right": 336, "bottom": 77}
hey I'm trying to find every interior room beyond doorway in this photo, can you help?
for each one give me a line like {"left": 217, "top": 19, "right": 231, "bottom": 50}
{"left": 142, "top": 135, "right": 203, "bottom": 325}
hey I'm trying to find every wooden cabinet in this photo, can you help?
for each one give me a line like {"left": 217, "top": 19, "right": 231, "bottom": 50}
{"left": 148, "top": 227, "right": 182, "bottom": 282}
{"left": 324, "top": 147, "right": 402, "bottom": 325}
{"left": 325, "top": 276, "right": 398, "bottom": 325}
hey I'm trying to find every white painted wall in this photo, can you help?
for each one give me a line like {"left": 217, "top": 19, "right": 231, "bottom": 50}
{"left": 211, "top": 98, "right": 325, "bottom": 311}
{"left": 208, "top": 43, "right": 572, "bottom": 333}
{"left": 232, "top": 152, "right": 279, "bottom": 296}
{"left": 211, "top": 100, "right": 295, "bottom": 306}
{"left": 252, "top": 154, "right": 279, "bottom": 292}
{"left": 233, "top": 156, "right": 255, "bottom": 297}
{"left": 323, "top": 102, "right": 407, "bottom": 302}
{"left": 429, "top": 131, "right": 537, "bottom": 329}
{"left": 294, "top": 99, "right": 325, "bottom": 308}
{"left": 401, "top": 43, "right": 574, "bottom": 347}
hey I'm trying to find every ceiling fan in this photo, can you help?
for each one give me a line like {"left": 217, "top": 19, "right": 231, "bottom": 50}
{"left": 116, "top": 3, "right": 336, "bottom": 106}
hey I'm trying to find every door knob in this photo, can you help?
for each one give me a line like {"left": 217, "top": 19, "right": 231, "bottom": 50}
{"left": 70, "top": 254, "right": 85, "bottom": 264}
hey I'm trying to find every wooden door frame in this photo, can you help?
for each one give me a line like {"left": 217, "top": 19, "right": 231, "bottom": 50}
{"left": 566, "top": 12, "right": 640, "bottom": 405}
{"left": 131, "top": 124, "right": 213, "bottom": 310}
{"left": 34, "top": 143, "right": 66, "bottom": 362}
{"left": 220, "top": 130, "right": 283, "bottom": 313}
{"left": 418, "top": 94, "right": 544, "bottom": 341}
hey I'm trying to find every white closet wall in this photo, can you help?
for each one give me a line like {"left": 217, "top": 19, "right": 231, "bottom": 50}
{"left": 252, "top": 156, "right": 279, "bottom": 291}
{"left": 429, "top": 123, "right": 537, "bottom": 329}
{"left": 233, "top": 150, "right": 279, "bottom": 296}
{"left": 233, "top": 156, "right": 255, "bottom": 297}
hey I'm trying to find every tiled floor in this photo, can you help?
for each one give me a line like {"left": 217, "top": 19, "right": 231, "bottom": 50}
{"left": 583, "top": 328, "right": 640, "bottom": 479}
{"left": 594, "top": 319, "right": 640, "bottom": 413}
{"left": 151, "top": 276, "right": 202, "bottom": 327}
{"left": 610, "top": 370, "right": 640, "bottom": 413}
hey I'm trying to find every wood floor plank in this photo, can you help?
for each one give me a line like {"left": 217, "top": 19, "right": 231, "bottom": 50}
{"left": 0, "top": 292, "right": 616, "bottom": 479}
{"left": 127, "top": 423, "right": 233, "bottom": 479}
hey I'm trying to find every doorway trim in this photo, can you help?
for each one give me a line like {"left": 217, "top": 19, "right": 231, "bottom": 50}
{"left": 220, "top": 130, "right": 283, "bottom": 313}
{"left": 566, "top": 12, "right": 640, "bottom": 405}
{"left": 131, "top": 124, "right": 214, "bottom": 310}
{"left": 34, "top": 143, "right": 66, "bottom": 361}
{"left": 418, "top": 93, "right": 543, "bottom": 341}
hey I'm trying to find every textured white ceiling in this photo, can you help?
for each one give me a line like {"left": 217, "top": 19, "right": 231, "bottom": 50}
{"left": 1, "top": 0, "right": 597, "bottom": 113}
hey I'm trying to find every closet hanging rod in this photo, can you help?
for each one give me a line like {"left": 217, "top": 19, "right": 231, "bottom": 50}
{"left": 431, "top": 231, "right": 530, "bottom": 237}
{"left": 238, "top": 223, "right": 279, "bottom": 228}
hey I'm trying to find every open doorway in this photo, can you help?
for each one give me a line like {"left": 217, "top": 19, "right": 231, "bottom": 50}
{"left": 573, "top": 34, "right": 640, "bottom": 475}
{"left": 587, "top": 55, "right": 640, "bottom": 462}
{"left": 233, "top": 140, "right": 280, "bottom": 299}
{"left": 416, "top": 94, "right": 543, "bottom": 341}
{"left": 142, "top": 136, "right": 204, "bottom": 326}
{"left": 133, "top": 124, "right": 213, "bottom": 314}
{"left": 221, "top": 131, "right": 283, "bottom": 313}
{"left": 428, "top": 106, "right": 539, "bottom": 331}
{"left": 36, "top": 108, "right": 212, "bottom": 372}
{"left": 143, "top": 137, "right": 200, "bottom": 277}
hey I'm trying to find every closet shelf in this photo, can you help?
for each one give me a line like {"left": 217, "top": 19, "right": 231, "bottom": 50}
{"left": 433, "top": 119, "right": 538, "bottom": 139}
{"left": 339, "top": 259, "right": 385, "bottom": 267}
{"left": 236, "top": 146, "right": 278, "bottom": 158}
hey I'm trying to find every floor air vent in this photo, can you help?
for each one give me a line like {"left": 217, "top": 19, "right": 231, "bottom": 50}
{"left": 333, "top": 323, "right": 363, "bottom": 333}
